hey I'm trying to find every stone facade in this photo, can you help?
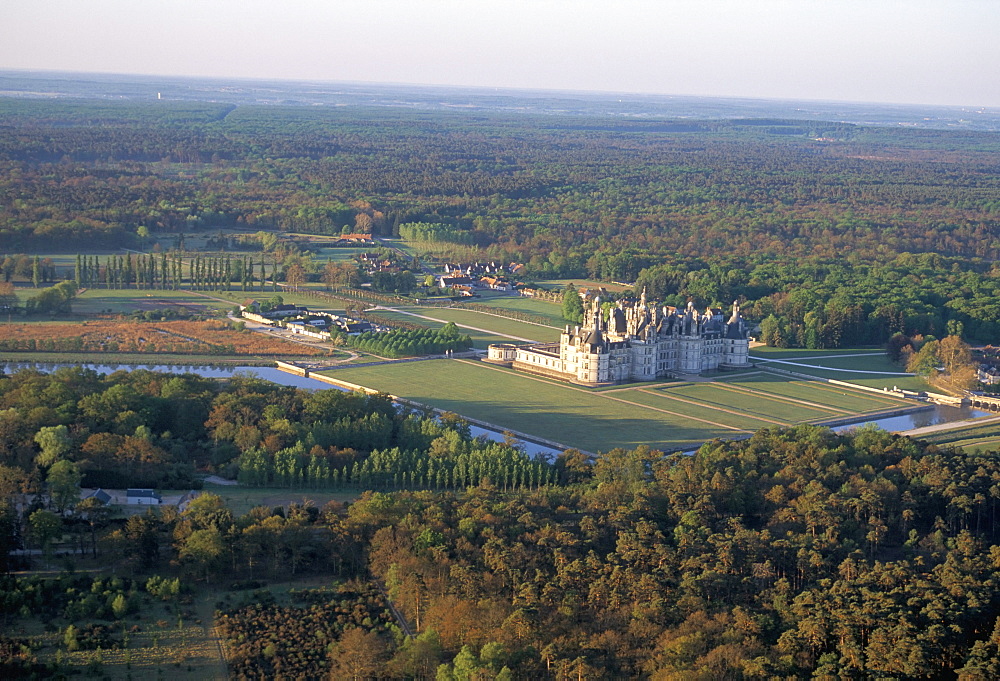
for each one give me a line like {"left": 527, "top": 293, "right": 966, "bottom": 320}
{"left": 487, "top": 291, "right": 751, "bottom": 385}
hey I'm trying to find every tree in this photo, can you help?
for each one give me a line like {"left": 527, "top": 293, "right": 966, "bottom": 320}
{"left": 111, "top": 593, "right": 128, "bottom": 619}
{"left": 180, "top": 527, "right": 224, "bottom": 581}
{"left": 29, "top": 509, "right": 62, "bottom": 563}
{"left": 327, "top": 627, "right": 388, "bottom": 680}
{"left": 34, "top": 424, "right": 72, "bottom": 467}
{"left": 937, "top": 335, "right": 972, "bottom": 376}
{"left": 75, "top": 496, "right": 110, "bottom": 558}
{"left": 907, "top": 340, "right": 940, "bottom": 376}
{"left": 285, "top": 263, "right": 306, "bottom": 291}
{"left": 0, "top": 281, "right": 16, "bottom": 316}
{"left": 562, "top": 285, "right": 584, "bottom": 324}
{"left": 47, "top": 459, "right": 81, "bottom": 514}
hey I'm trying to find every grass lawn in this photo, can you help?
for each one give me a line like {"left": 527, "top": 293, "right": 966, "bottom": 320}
{"left": 322, "top": 359, "right": 736, "bottom": 451}
{"left": 720, "top": 373, "right": 910, "bottom": 412}
{"left": 392, "top": 306, "right": 561, "bottom": 342}
{"left": 620, "top": 388, "right": 781, "bottom": 431}
{"left": 365, "top": 310, "right": 515, "bottom": 349}
{"left": 321, "top": 356, "right": 940, "bottom": 452}
{"left": 761, "top": 363, "right": 930, "bottom": 392}
{"left": 199, "top": 483, "right": 358, "bottom": 516}
{"left": 532, "top": 278, "right": 632, "bottom": 293}
{"left": 664, "top": 382, "right": 839, "bottom": 423}
{"left": 464, "top": 296, "right": 567, "bottom": 327}
{"left": 755, "top": 353, "right": 909, "bottom": 373}
{"left": 749, "top": 346, "right": 886, "bottom": 359}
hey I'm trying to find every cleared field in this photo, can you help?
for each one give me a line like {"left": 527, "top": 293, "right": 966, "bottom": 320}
{"left": 74, "top": 289, "right": 235, "bottom": 315}
{"left": 27, "top": 586, "right": 228, "bottom": 680}
{"left": 322, "top": 359, "right": 733, "bottom": 452}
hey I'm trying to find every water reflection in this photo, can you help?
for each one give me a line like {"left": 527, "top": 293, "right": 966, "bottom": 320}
{"left": 832, "top": 404, "right": 989, "bottom": 433}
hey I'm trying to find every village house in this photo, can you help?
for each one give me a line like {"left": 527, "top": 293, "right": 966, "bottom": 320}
{"left": 126, "top": 488, "right": 162, "bottom": 505}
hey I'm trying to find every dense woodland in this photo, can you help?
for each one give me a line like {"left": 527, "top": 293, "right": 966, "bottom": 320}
{"left": 5, "top": 368, "right": 1000, "bottom": 677}
{"left": 7, "top": 96, "right": 1000, "bottom": 677}
{"left": 3, "top": 100, "right": 1000, "bottom": 345}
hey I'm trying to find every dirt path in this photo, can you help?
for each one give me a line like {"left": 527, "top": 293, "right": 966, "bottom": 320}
{"left": 375, "top": 580, "right": 415, "bottom": 638}
{"left": 196, "top": 594, "right": 231, "bottom": 680}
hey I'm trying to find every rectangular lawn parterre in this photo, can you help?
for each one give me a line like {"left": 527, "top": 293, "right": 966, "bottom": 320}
{"left": 320, "top": 356, "right": 935, "bottom": 453}
{"left": 720, "top": 373, "right": 909, "bottom": 412}
{"left": 321, "top": 359, "right": 736, "bottom": 452}
{"left": 660, "top": 383, "right": 841, "bottom": 423}
{"left": 620, "top": 388, "right": 782, "bottom": 431}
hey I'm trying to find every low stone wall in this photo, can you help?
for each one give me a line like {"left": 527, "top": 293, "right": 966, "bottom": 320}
{"left": 275, "top": 360, "right": 308, "bottom": 376}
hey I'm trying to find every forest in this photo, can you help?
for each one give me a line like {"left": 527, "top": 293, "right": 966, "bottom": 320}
{"left": 3, "top": 99, "right": 1000, "bottom": 346}
{"left": 6, "top": 368, "right": 1000, "bottom": 677}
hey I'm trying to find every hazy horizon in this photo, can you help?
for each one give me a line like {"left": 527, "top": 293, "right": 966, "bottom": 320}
{"left": 4, "top": 1, "right": 998, "bottom": 109}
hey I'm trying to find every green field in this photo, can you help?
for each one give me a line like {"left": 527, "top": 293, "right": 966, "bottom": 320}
{"left": 364, "top": 309, "right": 515, "bottom": 349}
{"left": 319, "top": 358, "right": 917, "bottom": 453}
{"left": 721, "top": 373, "right": 908, "bottom": 412}
{"left": 915, "top": 418, "right": 1000, "bottom": 453}
{"left": 532, "top": 278, "right": 632, "bottom": 293}
{"left": 323, "top": 359, "right": 735, "bottom": 451}
{"left": 464, "top": 296, "right": 567, "bottom": 326}
{"left": 198, "top": 483, "right": 357, "bottom": 515}
{"left": 392, "top": 306, "right": 561, "bottom": 341}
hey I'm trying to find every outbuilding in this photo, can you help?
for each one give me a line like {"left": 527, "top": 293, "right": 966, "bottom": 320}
{"left": 126, "top": 488, "right": 161, "bottom": 505}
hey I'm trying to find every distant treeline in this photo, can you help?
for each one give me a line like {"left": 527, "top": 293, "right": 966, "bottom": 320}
{"left": 3, "top": 100, "right": 1000, "bottom": 344}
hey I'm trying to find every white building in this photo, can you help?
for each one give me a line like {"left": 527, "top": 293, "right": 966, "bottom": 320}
{"left": 487, "top": 291, "right": 751, "bottom": 385}
{"left": 126, "top": 488, "right": 162, "bottom": 505}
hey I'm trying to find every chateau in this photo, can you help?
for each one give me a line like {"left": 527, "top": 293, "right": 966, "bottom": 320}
{"left": 487, "top": 292, "right": 751, "bottom": 386}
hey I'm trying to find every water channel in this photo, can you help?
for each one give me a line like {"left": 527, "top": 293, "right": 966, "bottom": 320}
{"left": 2, "top": 361, "right": 992, "bottom": 457}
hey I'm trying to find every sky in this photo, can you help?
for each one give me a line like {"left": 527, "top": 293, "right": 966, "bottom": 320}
{"left": 3, "top": 0, "right": 998, "bottom": 107}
